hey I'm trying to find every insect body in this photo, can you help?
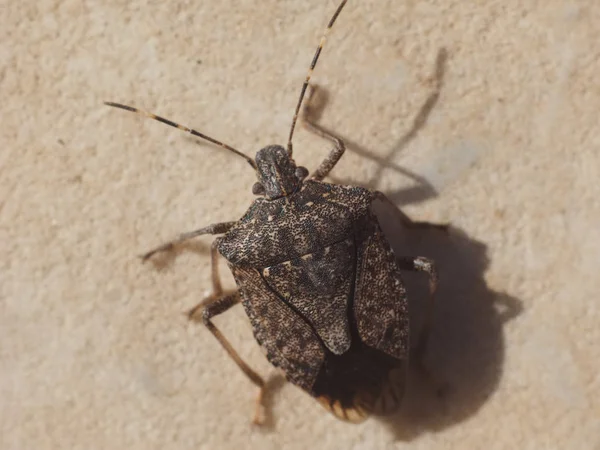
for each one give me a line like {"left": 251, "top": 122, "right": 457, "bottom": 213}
{"left": 221, "top": 156, "right": 412, "bottom": 421}
{"left": 106, "top": 0, "right": 438, "bottom": 424}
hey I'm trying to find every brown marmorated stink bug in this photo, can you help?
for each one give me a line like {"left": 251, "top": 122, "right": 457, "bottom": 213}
{"left": 106, "top": 0, "right": 440, "bottom": 424}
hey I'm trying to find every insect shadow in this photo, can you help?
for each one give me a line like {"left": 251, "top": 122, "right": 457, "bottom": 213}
{"left": 374, "top": 197, "right": 522, "bottom": 440}
{"left": 311, "top": 47, "right": 523, "bottom": 438}
{"left": 143, "top": 46, "right": 522, "bottom": 434}
{"left": 325, "top": 47, "right": 448, "bottom": 205}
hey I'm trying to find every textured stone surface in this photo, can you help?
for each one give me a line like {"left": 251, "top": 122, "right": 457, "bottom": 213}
{"left": 2, "top": 0, "right": 599, "bottom": 448}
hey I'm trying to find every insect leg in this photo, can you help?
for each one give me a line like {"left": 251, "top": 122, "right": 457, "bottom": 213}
{"left": 395, "top": 256, "right": 438, "bottom": 362}
{"left": 287, "top": 0, "right": 349, "bottom": 155}
{"left": 301, "top": 84, "right": 346, "bottom": 181}
{"left": 140, "top": 221, "right": 236, "bottom": 261}
{"left": 189, "top": 290, "right": 267, "bottom": 425}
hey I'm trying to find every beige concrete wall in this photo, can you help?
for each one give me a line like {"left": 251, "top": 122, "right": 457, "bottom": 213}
{"left": 2, "top": 0, "right": 599, "bottom": 448}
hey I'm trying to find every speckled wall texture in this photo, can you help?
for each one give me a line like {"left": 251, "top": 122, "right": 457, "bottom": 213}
{"left": 2, "top": 1, "right": 599, "bottom": 449}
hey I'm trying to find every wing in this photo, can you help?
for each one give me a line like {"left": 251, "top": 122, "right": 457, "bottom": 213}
{"left": 353, "top": 213, "right": 410, "bottom": 360}
{"left": 313, "top": 211, "right": 409, "bottom": 420}
{"left": 261, "top": 238, "right": 355, "bottom": 355}
{"left": 231, "top": 266, "right": 326, "bottom": 392}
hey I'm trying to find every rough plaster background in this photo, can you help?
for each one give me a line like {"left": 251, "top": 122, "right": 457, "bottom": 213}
{"left": 2, "top": 0, "right": 599, "bottom": 448}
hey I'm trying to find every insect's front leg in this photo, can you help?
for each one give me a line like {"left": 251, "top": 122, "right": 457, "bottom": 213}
{"left": 300, "top": 84, "right": 346, "bottom": 181}
{"left": 140, "top": 221, "right": 237, "bottom": 261}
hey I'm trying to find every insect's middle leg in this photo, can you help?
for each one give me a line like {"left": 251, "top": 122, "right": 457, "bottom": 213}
{"left": 141, "top": 221, "right": 236, "bottom": 261}
{"left": 397, "top": 256, "right": 448, "bottom": 397}
{"left": 396, "top": 256, "right": 438, "bottom": 363}
{"left": 300, "top": 84, "right": 346, "bottom": 181}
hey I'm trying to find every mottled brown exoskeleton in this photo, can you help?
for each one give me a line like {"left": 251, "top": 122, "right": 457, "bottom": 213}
{"left": 105, "top": 0, "right": 438, "bottom": 424}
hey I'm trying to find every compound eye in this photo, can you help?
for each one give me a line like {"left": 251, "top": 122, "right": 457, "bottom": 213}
{"left": 252, "top": 182, "right": 265, "bottom": 196}
{"left": 295, "top": 166, "right": 309, "bottom": 180}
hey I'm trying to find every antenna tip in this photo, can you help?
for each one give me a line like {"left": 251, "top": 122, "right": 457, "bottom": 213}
{"left": 104, "top": 102, "right": 137, "bottom": 113}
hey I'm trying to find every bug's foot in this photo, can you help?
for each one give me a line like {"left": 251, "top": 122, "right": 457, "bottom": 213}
{"left": 186, "top": 304, "right": 203, "bottom": 323}
{"left": 252, "top": 403, "right": 266, "bottom": 426}
{"left": 252, "top": 386, "right": 267, "bottom": 426}
{"left": 139, "top": 243, "right": 176, "bottom": 262}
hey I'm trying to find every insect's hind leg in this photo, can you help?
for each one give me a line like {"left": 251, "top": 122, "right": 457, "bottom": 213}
{"left": 300, "top": 84, "right": 346, "bottom": 181}
{"left": 140, "top": 221, "right": 236, "bottom": 261}
{"left": 188, "top": 290, "right": 267, "bottom": 425}
{"left": 183, "top": 237, "right": 267, "bottom": 424}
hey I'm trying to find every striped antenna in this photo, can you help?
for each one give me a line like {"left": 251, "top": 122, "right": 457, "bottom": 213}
{"left": 104, "top": 102, "right": 257, "bottom": 170}
{"left": 287, "top": 0, "right": 348, "bottom": 156}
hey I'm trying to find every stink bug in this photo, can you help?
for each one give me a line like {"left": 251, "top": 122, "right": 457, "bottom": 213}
{"left": 106, "top": 0, "right": 439, "bottom": 424}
